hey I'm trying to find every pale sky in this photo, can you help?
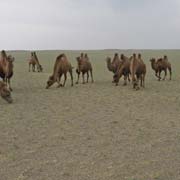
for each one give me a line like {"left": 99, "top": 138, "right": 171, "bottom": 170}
{"left": 0, "top": 0, "right": 180, "bottom": 50}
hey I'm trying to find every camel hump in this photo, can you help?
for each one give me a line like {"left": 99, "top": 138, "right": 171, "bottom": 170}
{"left": 157, "top": 58, "right": 163, "bottom": 62}
{"left": 133, "top": 53, "right": 136, "bottom": 58}
{"left": 57, "top": 53, "right": 66, "bottom": 60}
{"left": 1, "top": 50, "right": 7, "bottom": 59}
{"left": 138, "top": 53, "right": 141, "bottom": 59}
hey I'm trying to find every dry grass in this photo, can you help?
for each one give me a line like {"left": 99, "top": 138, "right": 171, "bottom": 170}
{"left": 0, "top": 50, "right": 180, "bottom": 180}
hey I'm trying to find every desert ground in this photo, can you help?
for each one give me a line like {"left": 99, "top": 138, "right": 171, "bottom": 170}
{"left": 0, "top": 50, "right": 180, "bottom": 180}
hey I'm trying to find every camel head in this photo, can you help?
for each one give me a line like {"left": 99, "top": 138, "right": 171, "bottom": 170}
{"left": 37, "top": 64, "right": 43, "bottom": 72}
{"left": 7, "top": 55, "right": 15, "bottom": 62}
{"left": 46, "top": 75, "right": 55, "bottom": 89}
{"left": 106, "top": 57, "right": 111, "bottom": 63}
{"left": 113, "top": 70, "right": 121, "bottom": 85}
{"left": 0, "top": 82, "right": 13, "bottom": 103}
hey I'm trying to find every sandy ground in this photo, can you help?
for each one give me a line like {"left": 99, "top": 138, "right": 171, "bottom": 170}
{"left": 0, "top": 50, "right": 180, "bottom": 180}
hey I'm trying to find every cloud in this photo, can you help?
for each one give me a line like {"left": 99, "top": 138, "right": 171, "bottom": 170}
{"left": 0, "top": 0, "right": 179, "bottom": 49}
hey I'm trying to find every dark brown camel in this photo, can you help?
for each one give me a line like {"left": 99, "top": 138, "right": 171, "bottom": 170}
{"left": 76, "top": 54, "right": 94, "bottom": 84}
{"left": 130, "top": 53, "right": 146, "bottom": 90}
{"left": 0, "top": 50, "right": 14, "bottom": 91}
{"left": 0, "top": 81, "right": 13, "bottom": 103}
{"left": 46, "top": 54, "right": 73, "bottom": 89}
{"left": 29, "top": 52, "right": 43, "bottom": 72}
{"left": 113, "top": 54, "right": 131, "bottom": 86}
{"left": 150, "top": 55, "right": 172, "bottom": 81}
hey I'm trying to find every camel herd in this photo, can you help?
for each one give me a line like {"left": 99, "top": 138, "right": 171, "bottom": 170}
{"left": 0, "top": 50, "right": 172, "bottom": 103}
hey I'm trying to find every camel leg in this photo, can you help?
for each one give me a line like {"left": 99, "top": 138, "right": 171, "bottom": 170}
{"left": 163, "top": 69, "right": 167, "bottom": 80}
{"left": 128, "top": 74, "right": 131, "bottom": 82}
{"left": 29, "top": 64, "right": 31, "bottom": 72}
{"left": 168, "top": 67, "right": 172, "bottom": 80}
{"left": 140, "top": 75, "right": 143, "bottom": 87}
{"left": 76, "top": 73, "right": 80, "bottom": 84}
{"left": 142, "top": 74, "right": 145, "bottom": 88}
{"left": 134, "top": 75, "right": 140, "bottom": 90}
{"left": 57, "top": 74, "right": 62, "bottom": 88}
{"left": 82, "top": 72, "right": 85, "bottom": 84}
{"left": 158, "top": 70, "right": 162, "bottom": 81}
{"left": 123, "top": 75, "right": 127, "bottom": 86}
{"left": 32, "top": 65, "right": 35, "bottom": 72}
{"left": 90, "top": 69, "right": 94, "bottom": 83}
{"left": 62, "top": 73, "right": 67, "bottom": 87}
{"left": 69, "top": 70, "right": 73, "bottom": 86}
{"left": 87, "top": 71, "right": 89, "bottom": 83}
{"left": 8, "top": 79, "right": 12, "bottom": 91}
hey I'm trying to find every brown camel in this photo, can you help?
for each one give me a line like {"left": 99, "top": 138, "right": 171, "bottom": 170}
{"left": 0, "top": 50, "right": 14, "bottom": 91}
{"left": 76, "top": 54, "right": 94, "bottom": 84}
{"left": 130, "top": 53, "right": 146, "bottom": 90}
{"left": 106, "top": 53, "right": 121, "bottom": 74}
{"left": 150, "top": 55, "right": 172, "bottom": 81}
{"left": 113, "top": 54, "right": 131, "bottom": 86}
{"left": 46, "top": 54, "right": 73, "bottom": 89}
{"left": 0, "top": 81, "right": 13, "bottom": 103}
{"left": 29, "top": 52, "right": 43, "bottom": 72}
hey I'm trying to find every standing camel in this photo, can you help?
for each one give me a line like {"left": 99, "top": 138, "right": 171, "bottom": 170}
{"left": 150, "top": 55, "right": 172, "bottom": 81}
{"left": 29, "top": 52, "right": 43, "bottom": 72}
{"left": 76, "top": 54, "right": 94, "bottom": 84}
{"left": 130, "top": 53, "right": 146, "bottom": 90}
{"left": 113, "top": 54, "right": 131, "bottom": 86}
{"left": 0, "top": 50, "right": 14, "bottom": 91}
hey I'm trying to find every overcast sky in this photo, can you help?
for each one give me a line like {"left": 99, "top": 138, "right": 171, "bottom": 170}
{"left": 0, "top": 0, "right": 180, "bottom": 50}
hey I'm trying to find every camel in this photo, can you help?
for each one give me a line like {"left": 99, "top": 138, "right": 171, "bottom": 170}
{"left": 46, "top": 54, "right": 73, "bottom": 89}
{"left": 29, "top": 52, "right": 43, "bottom": 72}
{"left": 106, "top": 53, "right": 121, "bottom": 74}
{"left": 0, "top": 50, "right": 14, "bottom": 91}
{"left": 130, "top": 53, "right": 146, "bottom": 90}
{"left": 150, "top": 55, "right": 172, "bottom": 81}
{"left": 0, "top": 81, "right": 13, "bottom": 103}
{"left": 75, "top": 54, "right": 94, "bottom": 84}
{"left": 113, "top": 54, "right": 131, "bottom": 86}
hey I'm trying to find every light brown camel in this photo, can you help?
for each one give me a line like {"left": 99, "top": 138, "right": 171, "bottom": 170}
{"left": 150, "top": 55, "right": 172, "bottom": 81}
{"left": 130, "top": 53, "right": 146, "bottom": 90}
{"left": 46, "top": 54, "right": 73, "bottom": 89}
{"left": 0, "top": 50, "right": 14, "bottom": 91}
{"left": 0, "top": 81, "right": 13, "bottom": 103}
{"left": 113, "top": 54, "right": 131, "bottom": 86}
{"left": 29, "top": 52, "right": 43, "bottom": 72}
{"left": 76, "top": 54, "right": 94, "bottom": 84}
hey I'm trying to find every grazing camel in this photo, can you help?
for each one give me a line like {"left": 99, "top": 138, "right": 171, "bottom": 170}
{"left": 0, "top": 50, "right": 14, "bottom": 91}
{"left": 130, "top": 53, "right": 146, "bottom": 90}
{"left": 46, "top": 54, "right": 73, "bottom": 89}
{"left": 76, "top": 54, "right": 94, "bottom": 84}
{"left": 29, "top": 52, "right": 43, "bottom": 72}
{"left": 113, "top": 54, "right": 131, "bottom": 86}
{"left": 0, "top": 81, "right": 13, "bottom": 103}
{"left": 150, "top": 55, "right": 172, "bottom": 81}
